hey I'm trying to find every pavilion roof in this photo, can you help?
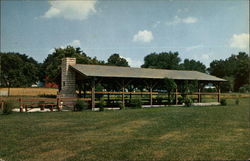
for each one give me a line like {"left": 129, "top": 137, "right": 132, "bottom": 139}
{"left": 70, "top": 64, "right": 226, "bottom": 82}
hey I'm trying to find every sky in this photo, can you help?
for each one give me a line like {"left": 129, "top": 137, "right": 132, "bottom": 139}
{"left": 1, "top": 0, "right": 249, "bottom": 67}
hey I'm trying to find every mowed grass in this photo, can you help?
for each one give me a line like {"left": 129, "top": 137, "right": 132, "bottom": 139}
{"left": 0, "top": 98, "right": 250, "bottom": 161}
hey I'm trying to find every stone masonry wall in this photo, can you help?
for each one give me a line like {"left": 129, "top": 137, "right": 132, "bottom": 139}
{"left": 59, "top": 57, "right": 77, "bottom": 98}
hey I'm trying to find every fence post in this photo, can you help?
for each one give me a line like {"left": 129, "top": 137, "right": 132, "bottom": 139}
{"left": 19, "top": 98, "right": 23, "bottom": 112}
{"left": 1, "top": 100, "right": 4, "bottom": 111}
{"left": 57, "top": 98, "right": 59, "bottom": 111}
{"left": 57, "top": 98, "right": 62, "bottom": 111}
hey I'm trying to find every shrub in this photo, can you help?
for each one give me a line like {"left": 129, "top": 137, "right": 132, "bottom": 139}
{"left": 74, "top": 100, "right": 88, "bottom": 111}
{"left": 38, "top": 101, "right": 45, "bottom": 109}
{"left": 220, "top": 99, "right": 227, "bottom": 106}
{"left": 99, "top": 98, "right": 105, "bottom": 111}
{"left": 239, "top": 84, "right": 250, "bottom": 93}
{"left": 119, "top": 103, "right": 125, "bottom": 110}
{"left": 130, "top": 99, "right": 142, "bottom": 109}
{"left": 167, "top": 95, "right": 176, "bottom": 105}
{"left": 99, "top": 106, "right": 104, "bottom": 111}
{"left": 156, "top": 96, "right": 164, "bottom": 104}
{"left": 235, "top": 98, "right": 239, "bottom": 105}
{"left": 184, "top": 97, "right": 193, "bottom": 107}
{"left": 2, "top": 101, "right": 15, "bottom": 115}
{"left": 178, "top": 96, "right": 184, "bottom": 104}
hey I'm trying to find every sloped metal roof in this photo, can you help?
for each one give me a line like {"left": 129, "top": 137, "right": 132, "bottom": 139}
{"left": 70, "top": 64, "right": 226, "bottom": 81}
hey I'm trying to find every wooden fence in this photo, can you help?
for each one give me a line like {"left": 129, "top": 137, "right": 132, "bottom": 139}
{"left": 0, "top": 97, "right": 91, "bottom": 112}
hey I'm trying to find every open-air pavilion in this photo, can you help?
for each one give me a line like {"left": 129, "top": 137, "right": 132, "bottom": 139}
{"left": 59, "top": 58, "right": 226, "bottom": 110}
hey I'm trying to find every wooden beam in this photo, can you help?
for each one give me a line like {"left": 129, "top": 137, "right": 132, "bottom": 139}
{"left": 122, "top": 80, "right": 125, "bottom": 108}
{"left": 175, "top": 87, "right": 178, "bottom": 105}
{"left": 198, "top": 81, "right": 201, "bottom": 103}
{"left": 217, "top": 83, "right": 221, "bottom": 102}
{"left": 198, "top": 88, "right": 201, "bottom": 103}
{"left": 91, "top": 78, "right": 95, "bottom": 110}
{"left": 150, "top": 86, "right": 153, "bottom": 106}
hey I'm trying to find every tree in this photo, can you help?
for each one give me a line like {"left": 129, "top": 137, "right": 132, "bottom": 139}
{"left": 208, "top": 52, "right": 249, "bottom": 91}
{"left": 0, "top": 52, "right": 39, "bottom": 89}
{"left": 162, "top": 78, "right": 177, "bottom": 104}
{"left": 42, "top": 46, "right": 105, "bottom": 89}
{"left": 234, "top": 57, "right": 250, "bottom": 90}
{"left": 107, "top": 54, "right": 129, "bottom": 67}
{"left": 208, "top": 59, "right": 227, "bottom": 77}
{"left": 141, "top": 52, "right": 181, "bottom": 69}
{"left": 220, "top": 76, "right": 234, "bottom": 92}
{"left": 180, "top": 59, "right": 206, "bottom": 73}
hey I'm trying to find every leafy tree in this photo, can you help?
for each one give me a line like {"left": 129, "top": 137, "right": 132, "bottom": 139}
{"left": 208, "top": 52, "right": 249, "bottom": 91}
{"left": 220, "top": 76, "right": 234, "bottom": 92}
{"left": 208, "top": 59, "right": 227, "bottom": 78}
{"left": 180, "top": 59, "right": 206, "bottom": 73}
{"left": 0, "top": 52, "right": 39, "bottom": 88}
{"left": 107, "top": 53, "right": 129, "bottom": 67}
{"left": 141, "top": 52, "right": 181, "bottom": 69}
{"left": 162, "top": 78, "right": 177, "bottom": 104}
{"left": 42, "top": 46, "right": 105, "bottom": 89}
{"left": 177, "top": 80, "right": 198, "bottom": 95}
{"left": 234, "top": 57, "right": 250, "bottom": 90}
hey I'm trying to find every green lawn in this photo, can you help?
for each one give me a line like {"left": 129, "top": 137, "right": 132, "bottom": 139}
{"left": 0, "top": 98, "right": 250, "bottom": 161}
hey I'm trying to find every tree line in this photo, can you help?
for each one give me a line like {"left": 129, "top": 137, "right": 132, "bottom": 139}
{"left": 0, "top": 46, "right": 249, "bottom": 92}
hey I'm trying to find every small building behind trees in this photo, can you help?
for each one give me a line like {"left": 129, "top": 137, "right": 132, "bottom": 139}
{"left": 58, "top": 58, "right": 226, "bottom": 110}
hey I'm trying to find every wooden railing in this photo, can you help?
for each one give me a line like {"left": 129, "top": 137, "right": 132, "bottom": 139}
{"left": 0, "top": 91, "right": 221, "bottom": 112}
{"left": 0, "top": 97, "right": 91, "bottom": 112}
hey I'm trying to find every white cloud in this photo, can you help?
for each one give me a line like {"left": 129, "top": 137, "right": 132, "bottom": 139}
{"left": 166, "top": 16, "right": 198, "bottom": 25}
{"left": 69, "top": 40, "right": 81, "bottom": 47}
{"left": 230, "top": 33, "right": 250, "bottom": 49}
{"left": 133, "top": 30, "right": 154, "bottom": 43}
{"left": 42, "top": 0, "right": 97, "bottom": 20}
{"left": 182, "top": 17, "right": 198, "bottom": 24}
{"left": 48, "top": 48, "right": 55, "bottom": 54}
{"left": 121, "top": 56, "right": 143, "bottom": 67}
{"left": 201, "top": 54, "right": 210, "bottom": 60}
{"left": 43, "top": 7, "right": 61, "bottom": 18}
{"left": 186, "top": 44, "right": 204, "bottom": 51}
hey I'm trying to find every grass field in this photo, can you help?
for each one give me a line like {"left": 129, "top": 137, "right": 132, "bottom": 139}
{"left": 0, "top": 98, "right": 250, "bottom": 161}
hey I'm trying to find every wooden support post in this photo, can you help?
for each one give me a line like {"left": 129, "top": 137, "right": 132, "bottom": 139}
{"left": 79, "top": 87, "right": 82, "bottom": 98}
{"left": 83, "top": 84, "right": 87, "bottom": 98}
{"left": 41, "top": 104, "right": 45, "bottom": 111}
{"left": 150, "top": 87, "right": 153, "bottom": 106}
{"left": 107, "top": 93, "right": 110, "bottom": 104}
{"left": 175, "top": 88, "right": 178, "bottom": 105}
{"left": 146, "top": 80, "right": 157, "bottom": 106}
{"left": 50, "top": 106, "right": 53, "bottom": 111}
{"left": 91, "top": 78, "right": 96, "bottom": 111}
{"left": 57, "top": 98, "right": 62, "bottom": 111}
{"left": 19, "top": 98, "right": 23, "bottom": 112}
{"left": 122, "top": 80, "right": 125, "bottom": 108}
{"left": 217, "top": 85, "right": 221, "bottom": 103}
{"left": 198, "top": 88, "right": 201, "bottom": 103}
{"left": 1, "top": 101, "right": 4, "bottom": 111}
{"left": 56, "top": 98, "right": 59, "bottom": 108}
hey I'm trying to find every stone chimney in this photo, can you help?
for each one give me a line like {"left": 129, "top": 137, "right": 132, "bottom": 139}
{"left": 59, "top": 57, "right": 77, "bottom": 98}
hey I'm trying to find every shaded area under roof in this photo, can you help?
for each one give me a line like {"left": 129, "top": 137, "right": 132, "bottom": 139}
{"left": 70, "top": 64, "right": 226, "bottom": 82}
